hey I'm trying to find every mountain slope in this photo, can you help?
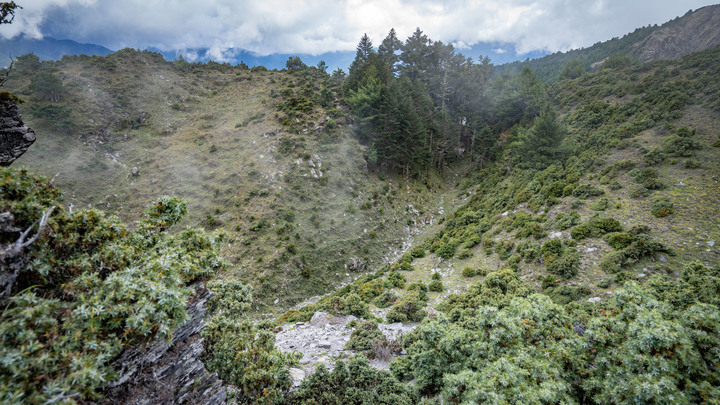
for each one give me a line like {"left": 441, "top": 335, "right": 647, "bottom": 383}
{"left": 497, "top": 4, "right": 720, "bottom": 82}
{"left": 3, "top": 50, "right": 456, "bottom": 311}
{"left": 631, "top": 4, "right": 720, "bottom": 61}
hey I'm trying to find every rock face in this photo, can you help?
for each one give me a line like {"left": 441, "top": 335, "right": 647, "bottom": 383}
{"left": 0, "top": 99, "right": 36, "bottom": 166}
{"left": 101, "top": 284, "right": 226, "bottom": 405}
{"left": 274, "top": 312, "right": 417, "bottom": 387}
{"left": 631, "top": 5, "right": 720, "bottom": 62}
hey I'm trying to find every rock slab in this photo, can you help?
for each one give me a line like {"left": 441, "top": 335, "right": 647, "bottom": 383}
{"left": 0, "top": 99, "right": 36, "bottom": 166}
{"left": 101, "top": 284, "right": 226, "bottom": 405}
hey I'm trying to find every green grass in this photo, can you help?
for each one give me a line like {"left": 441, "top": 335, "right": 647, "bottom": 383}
{"left": 6, "top": 51, "right": 454, "bottom": 312}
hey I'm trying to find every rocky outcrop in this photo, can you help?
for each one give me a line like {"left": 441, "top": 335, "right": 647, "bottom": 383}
{"left": 274, "top": 312, "right": 417, "bottom": 387}
{"left": 631, "top": 5, "right": 720, "bottom": 62}
{"left": 100, "top": 284, "right": 226, "bottom": 405}
{"left": 0, "top": 98, "right": 36, "bottom": 166}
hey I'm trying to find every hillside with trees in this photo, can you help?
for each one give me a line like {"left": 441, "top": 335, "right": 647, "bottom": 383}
{"left": 1, "top": 5, "right": 720, "bottom": 404}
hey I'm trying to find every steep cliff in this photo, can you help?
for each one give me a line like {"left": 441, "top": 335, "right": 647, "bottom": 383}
{"left": 0, "top": 96, "right": 36, "bottom": 166}
{"left": 100, "top": 284, "right": 226, "bottom": 405}
{"left": 631, "top": 5, "right": 720, "bottom": 62}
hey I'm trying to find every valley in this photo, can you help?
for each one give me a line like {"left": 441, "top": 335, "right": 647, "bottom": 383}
{"left": 1, "top": 5, "right": 720, "bottom": 404}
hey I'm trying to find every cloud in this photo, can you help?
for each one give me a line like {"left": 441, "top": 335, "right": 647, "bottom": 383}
{"left": 0, "top": 0, "right": 714, "bottom": 57}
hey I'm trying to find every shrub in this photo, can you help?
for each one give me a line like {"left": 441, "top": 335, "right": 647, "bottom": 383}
{"left": 651, "top": 198, "right": 675, "bottom": 217}
{"left": 604, "top": 232, "right": 634, "bottom": 249}
{"left": 436, "top": 242, "right": 457, "bottom": 259}
{"left": 386, "top": 271, "right": 407, "bottom": 289}
{"left": 386, "top": 291, "right": 428, "bottom": 323}
{"left": 545, "top": 285, "right": 592, "bottom": 304}
{"left": 547, "top": 250, "right": 580, "bottom": 279}
{"left": 345, "top": 320, "right": 386, "bottom": 351}
{"left": 598, "top": 278, "right": 612, "bottom": 289}
{"left": 571, "top": 217, "right": 623, "bottom": 240}
{"left": 206, "top": 317, "right": 299, "bottom": 404}
{"left": 411, "top": 247, "right": 426, "bottom": 258}
{"left": 496, "top": 241, "right": 515, "bottom": 260}
{"left": 541, "top": 239, "right": 564, "bottom": 263}
{"left": 661, "top": 134, "right": 700, "bottom": 157}
{"left": 294, "top": 356, "right": 416, "bottom": 404}
{"left": 428, "top": 280, "right": 444, "bottom": 292}
{"left": 600, "top": 251, "right": 626, "bottom": 274}
{"left": 590, "top": 198, "right": 609, "bottom": 211}
{"left": 630, "top": 186, "right": 651, "bottom": 198}
{"left": 462, "top": 267, "right": 476, "bottom": 277}
{"left": 642, "top": 177, "right": 666, "bottom": 190}
{"left": 643, "top": 148, "right": 666, "bottom": 166}
{"left": 551, "top": 211, "right": 580, "bottom": 230}
{"left": 0, "top": 170, "right": 228, "bottom": 403}
{"left": 572, "top": 184, "right": 604, "bottom": 198}
{"left": 622, "top": 234, "right": 671, "bottom": 262}
{"left": 322, "top": 293, "right": 370, "bottom": 318}
{"left": 406, "top": 283, "right": 429, "bottom": 301}
{"left": 632, "top": 168, "right": 658, "bottom": 184}
{"left": 358, "top": 280, "right": 385, "bottom": 301}
{"left": 517, "top": 240, "right": 541, "bottom": 262}
{"left": 374, "top": 291, "right": 398, "bottom": 308}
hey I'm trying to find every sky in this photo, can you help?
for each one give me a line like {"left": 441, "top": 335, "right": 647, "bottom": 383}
{"left": 1, "top": 0, "right": 716, "bottom": 61}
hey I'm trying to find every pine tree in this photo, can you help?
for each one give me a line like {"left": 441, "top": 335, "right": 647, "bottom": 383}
{"left": 346, "top": 33, "right": 377, "bottom": 92}
{"left": 378, "top": 28, "right": 403, "bottom": 73}
{"left": 400, "top": 28, "right": 433, "bottom": 81}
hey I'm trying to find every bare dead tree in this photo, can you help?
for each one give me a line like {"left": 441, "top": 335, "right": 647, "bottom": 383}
{"left": 0, "top": 57, "right": 15, "bottom": 87}
{"left": 0, "top": 206, "right": 55, "bottom": 301}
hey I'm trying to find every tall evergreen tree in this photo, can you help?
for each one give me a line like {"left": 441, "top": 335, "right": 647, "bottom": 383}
{"left": 378, "top": 28, "right": 403, "bottom": 74}
{"left": 400, "top": 28, "right": 433, "bottom": 81}
{"left": 346, "top": 33, "right": 377, "bottom": 92}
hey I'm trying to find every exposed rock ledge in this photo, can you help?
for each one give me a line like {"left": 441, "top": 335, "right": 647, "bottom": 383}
{"left": 275, "top": 311, "right": 417, "bottom": 387}
{"left": 99, "top": 284, "right": 226, "bottom": 405}
{"left": 0, "top": 99, "right": 36, "bottom": 166}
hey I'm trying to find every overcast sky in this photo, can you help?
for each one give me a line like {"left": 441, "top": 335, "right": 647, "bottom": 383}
{"left": 1, "top": 0, "right": 716, "bottom": 59}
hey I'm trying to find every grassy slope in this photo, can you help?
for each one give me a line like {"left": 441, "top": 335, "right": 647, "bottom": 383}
{"left": 298, "top": 46, "right": 720, "bottom": 316}
{"left": 6, "top": 45, "right": 720, "bottom": 316}
{"left": 5, "top": 51, "right": 455, "bottom": 312}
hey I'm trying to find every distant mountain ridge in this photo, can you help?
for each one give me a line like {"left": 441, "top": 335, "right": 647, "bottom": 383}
{"left": 1, "top": 36, "right": 546, "bottom": 72}
{"left": 2, "top": 4, "right": 719, "bottom": 73}
{"left": 0, "top": 35, "right": 112, "bottom": 67}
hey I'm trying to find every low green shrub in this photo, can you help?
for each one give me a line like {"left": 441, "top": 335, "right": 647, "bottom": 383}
{"left": 386, "top": 271, "right": 406, "bottom": 289}
{"left": 294, "top": 356, "right": 416, "bottom": 404}
{"left": 630, "top": 186, "right": 651, "bottom": 198}
{"left": 590, "top": 198, "right": 609, "bottom": 211}
{"left": 436, "top": 242, "right": 457, "bottom": 259}
{"left": 545, "top": 285, "right": 592, "bottom": 304}
{"left": 600, "top": 251, "right": 626, "bottom": 274}
{"left": 547, "top": 249, "right": 580, "bottom": 279}
{"left": 429, "top": 280, "right": 444, "bottom": 292}
{"left": 551, "top": 211, "right": 580, "bottom": 230}
{"left": 386, "top": 291, "right": 428, "bottom": 323}
{"left": 345, "top": 320, "right": 385, "bottom": 351}
{"left": 374, "top": 291, "right": 398, "bottom": 308}
{"left": 462, "top": 267, "right": 476, "bottom": 277}
{"left": 571, "top": 217, "right": 623, "bottom": 240}
{"left": 572, "top": 184, "right": 604, "bottom": 198}
{"left": 411, "top": 247, "right": 426, "bottom": 258}
{"left": 651, "top": 198, "right": 675, "bottom": 218}
{"left": 604, "top": 232, "right": 634, "bottom": 249}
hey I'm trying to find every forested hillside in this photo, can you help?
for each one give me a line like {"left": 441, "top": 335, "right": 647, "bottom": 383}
{"left": 1, "top": 8, "right": 720, "bottom": 404}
